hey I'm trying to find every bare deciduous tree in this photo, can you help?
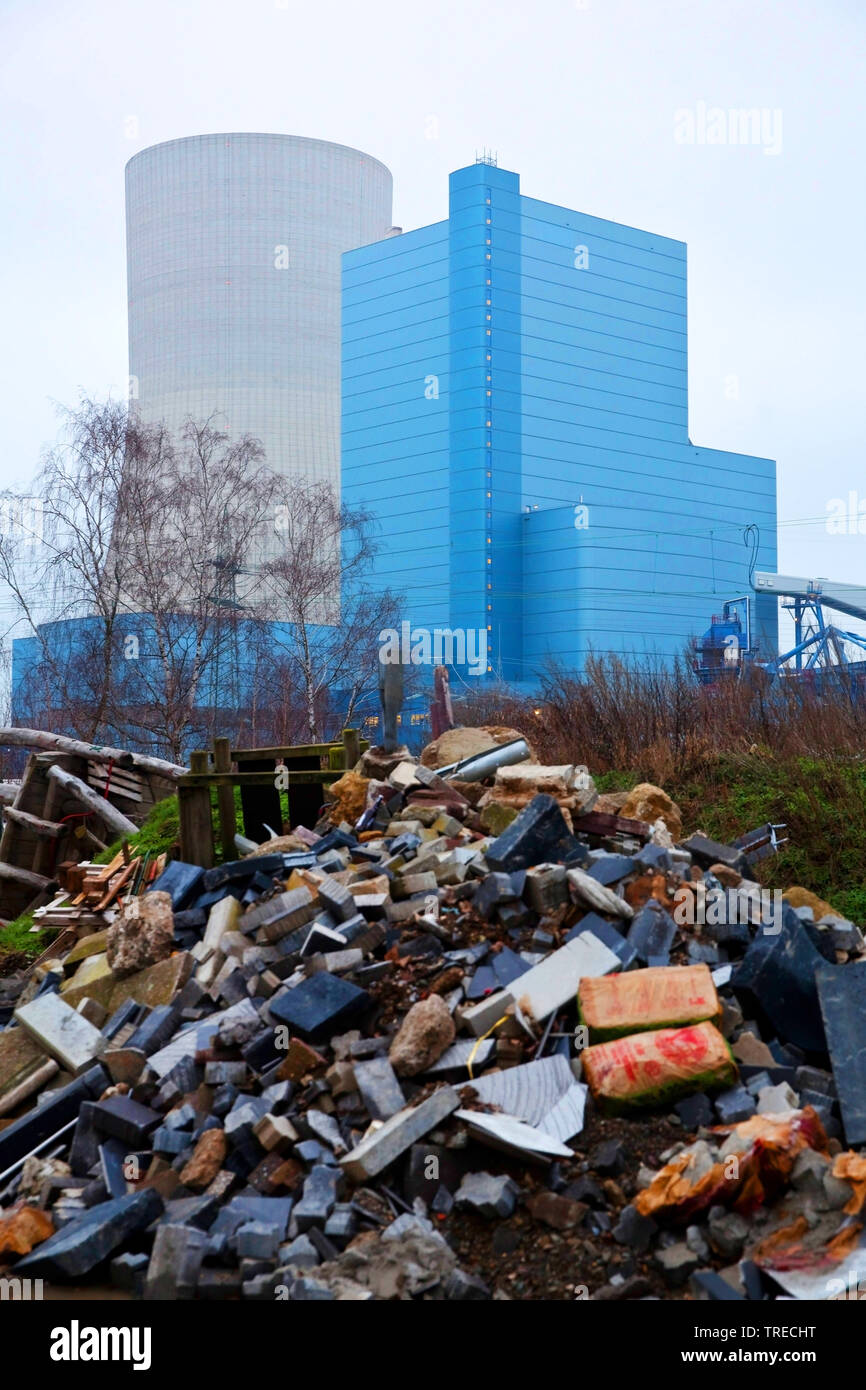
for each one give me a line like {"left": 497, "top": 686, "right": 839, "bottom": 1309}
{"left": 259, "top": 479, "right": 401, "bottom": 741}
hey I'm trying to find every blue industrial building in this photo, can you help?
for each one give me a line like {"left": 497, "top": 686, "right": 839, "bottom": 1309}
{"left": 342, "top": 159, "right": 778, "bottom": 685}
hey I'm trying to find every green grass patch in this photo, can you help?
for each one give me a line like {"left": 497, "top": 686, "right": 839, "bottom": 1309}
{"left": 0, "top": 912, "right": 55, "bottom": 961}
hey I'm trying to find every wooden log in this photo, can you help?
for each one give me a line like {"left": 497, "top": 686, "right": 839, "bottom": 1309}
{"left": 3, "top": 807, "right": 64, "bottom": 838}
{"left": 0, "top": 862, "right": 55, "bottom": 890}
{"left": 178, "top": 750, "right": 214, "bottom": 868}
{"left": 45, "top": 763, "right": 138, "bottom": 837}
{"left": 0, "top": 728, "right": 186, "bottom": 779}
{"left": 213, "top": 737, "right": 237, "bottom": 862}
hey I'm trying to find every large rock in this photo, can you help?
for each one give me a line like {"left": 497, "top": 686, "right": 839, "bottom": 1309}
{"left": 389, "top": 995, "right": 455, "bottom": 1077}
{"left": 106, "top": 891, "right": 175, "bottom": 979}
{"left": 620, "top": 783, "right": 683, "bottom": 841}
{"left": 420, "top": 725, "right": 529, "bottom": 771}
{"left": 325, "top": 771, "right": 370, "bottom": 826}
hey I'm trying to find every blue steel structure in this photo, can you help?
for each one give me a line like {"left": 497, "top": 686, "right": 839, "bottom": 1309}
{"left": 342, "top": 159, "right": 778, "bottom": 686}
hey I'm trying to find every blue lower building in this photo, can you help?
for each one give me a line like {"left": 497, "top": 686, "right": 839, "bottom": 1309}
{"left": 342, "top": 159, "right": 777, "bottom": 684}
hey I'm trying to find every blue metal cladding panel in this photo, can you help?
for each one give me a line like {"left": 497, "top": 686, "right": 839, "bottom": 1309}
{"left": 522, "top": 465, "right": 777, "bottom": 674}
{"left": 342, "top": 223, "right": 451, "bottom": 630}
{"left": 447, "top": 165, "right": 522, "bottom": 681}
{"left": 341, "top": 162, "right": 777, "bottom": 685}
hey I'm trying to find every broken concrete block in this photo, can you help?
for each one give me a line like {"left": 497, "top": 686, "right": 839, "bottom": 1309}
{"left": 294, "top": 1165, "right": 341, "bottom": 1231}
{"left": 523, "top": 863, "right": 568, "bottom": 913}
{"left": 145, "top": 1222, "right": 207, "bottom": 1299}
{"left": 271, "top": 974, "right": 370, "bottom": 1043}
{"left": 625, "top": 900, "right": 678, "bottom": 963}
{"left": 756, "top": 1082, "right": 799, "bottom": 1114}
{"left": 341, "top": 1086, "right": 460, "bottom": 1182}
{"left": 14, "top": 993, "right": 106, "bottom": 1074}
{"left": 813, "top": 960, "right": 866, "bottom": 1145}
{"left": 508, "top": 932, "right": 620, "bottom": 1023}
{"left": 317, "top": 876, "right": 357, "bottom": 923}
{"left": 16, "top": 1190, "right": 163, "bottom": 1279}
{"left": 734, "top": 909, "right": 827, "bottom": 1053}
{"left": 485, "top": 794, "right": 579, "bottom": 873}
{"left": 352, "top": 1055, "right": 405, "bottom": 1119}
{"left": 455, "top": 1171, "right": 520, "bottom": 1218}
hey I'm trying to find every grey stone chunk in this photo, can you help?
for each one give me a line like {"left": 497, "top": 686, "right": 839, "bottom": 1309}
{"left": 501, "top": 932, "right": 620, "bottom": 1021}
{"left": 323, "top": 1204, "right": 358, "bottom": 1244}
{"left": 352, "top": 1055, "right": 405, "bottom": 1119}
{"left": 445, "top": 1268, "right": 491, "bottom": 1299}
{"left": 708, "top": 1206, "right": 749, "bottom": 1259}
{"left": 235, "top": 1221, "right": 281, "bottom": 1260}
{"left": 626, "top": 900, "right": 677, "bottom": 964}
{"left": 455, "top": 1171, "right": 520, "bottom": 1219}
{"left": 278, "top": 1233, "right": 321, "bottom": 1269}
{"left": 294, "top": 1164, "right": 341, "bottom": 1231}
{"left": 14, "top": 992, "right": 106, "bottom": 1073}
{"left": 790, "top": 1148, "right": 830, "bottom": 1196}
{"left": 655, "top": 1241, "right": 699, "bottom": 1287}
{"left": 756, "top": 1082, "right": 799, "bottom": 1113}
{"left": 144, "top": 1222, "right": 207, "bottom": 1299}
{"left": 715, "top": 1086, "right": 756, "bottom": 1123}
{"left": 341, "top": 1085, "right": 460, "bottom": 1182}
{"left": 613, "top": 1204, "right": 657, "bottom": 1253}
{"left": 304, "top": 1108, "right": 346, "bottom": 1154}
{"left": 16, "top": 1190, "right": 164, "bottom": 1279}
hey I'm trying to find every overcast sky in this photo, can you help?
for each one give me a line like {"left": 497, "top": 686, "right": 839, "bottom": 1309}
{"left": 1, "top": 0, "right": 864, "bottom": 606}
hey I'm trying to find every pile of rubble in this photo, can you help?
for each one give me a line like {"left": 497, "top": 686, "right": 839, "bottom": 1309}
{"left": 1, "top": 736, "right": 865, "bottom": 1302}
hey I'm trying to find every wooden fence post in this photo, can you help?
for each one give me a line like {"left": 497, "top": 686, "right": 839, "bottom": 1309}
{"left": 178, "top": 750, "right": 214, "bottom": 868}
{"left": 213, "top": 736, "right": 236, "bottom": 862}
{"left": 342, "top": 728, "right": 361, "bottom": 771}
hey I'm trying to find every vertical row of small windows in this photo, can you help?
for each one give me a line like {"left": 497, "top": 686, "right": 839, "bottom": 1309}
{"left": 484, "top": 191, "right": 493, "bottom": 671}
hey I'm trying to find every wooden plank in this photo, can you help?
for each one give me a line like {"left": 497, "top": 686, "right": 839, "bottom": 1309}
{"left": 32, "top": 759, "right": 65, "bottom": 877}
{"left": 179, "top": 770, "right": 345, "bottom": 787}
{"left": 45, "top": 764, "right": 139, "bottom": 837}
{"left": 232, "top": 739, "right": 368, "bottom": 762}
